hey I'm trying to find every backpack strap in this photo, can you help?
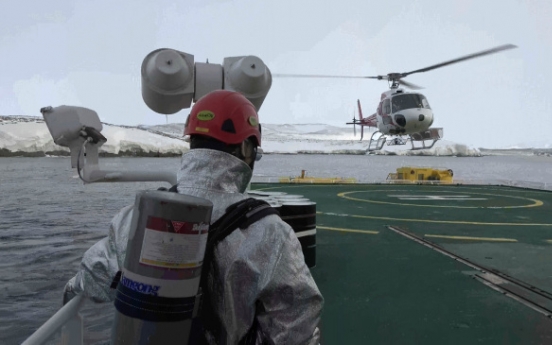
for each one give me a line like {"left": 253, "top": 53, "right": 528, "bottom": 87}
{"left": 197, "top": 198, "right": 279, "bottom": 344}
{"left": 200, "top": 197, "right": 279, "bottom": 289}
{"left": 206, "top": 198, "right": 278, "bottom": 248}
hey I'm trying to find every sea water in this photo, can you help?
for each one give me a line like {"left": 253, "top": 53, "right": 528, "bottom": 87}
{"left": 1, "top": 154, "right": 552, "bottom": 344}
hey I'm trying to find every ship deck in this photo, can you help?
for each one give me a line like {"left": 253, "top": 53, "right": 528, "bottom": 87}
{"left": 250, "top": 183, "right": 552, "bottom": 344}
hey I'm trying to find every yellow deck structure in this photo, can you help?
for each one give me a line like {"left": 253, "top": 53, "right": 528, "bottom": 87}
{"left": 279, "top": 170, "right": 357, "bottom": 184}
{"left": 387, "top": 166, "right": 454, "bottom": 184}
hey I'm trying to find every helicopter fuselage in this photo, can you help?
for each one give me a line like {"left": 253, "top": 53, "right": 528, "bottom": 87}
{"left": 376, "top": 89, "right": 434, "bottom": 136}
{"left": 275, "top": 43, "right": 516, "bottom": 143}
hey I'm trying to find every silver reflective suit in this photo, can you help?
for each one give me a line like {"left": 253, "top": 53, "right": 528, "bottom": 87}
{"left": 64, "top": 149, "right": 324, "bottom": 344}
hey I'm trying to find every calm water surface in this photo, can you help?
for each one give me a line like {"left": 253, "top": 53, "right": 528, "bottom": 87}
{"left": 1, "top": 154, "right": 551, "bottom": 344}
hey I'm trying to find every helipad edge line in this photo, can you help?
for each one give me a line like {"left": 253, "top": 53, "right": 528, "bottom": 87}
{"left": 317, "top": 226, "right": 379, "bottom": 235}
{"left": 316, "top": 211, "right": 552, "bottom": 226}
{"left": 424, "top": 234, "right": 518, "bottom": 242}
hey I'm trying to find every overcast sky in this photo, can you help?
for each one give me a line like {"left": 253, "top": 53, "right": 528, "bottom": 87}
{"left": 1, "top": 0, "right": 550, "bottom": 148}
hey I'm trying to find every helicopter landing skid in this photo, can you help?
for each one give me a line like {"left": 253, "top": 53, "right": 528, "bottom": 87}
{"left": 409, "top": 127, "right": 443, "bottom": 150}
{"left": 409, "top": 138, "right": 439, "bottom": 150}
{"left": 366, "top": 131, "right": 387, "bottom": 151}
{"left": 386, "top": 137, "right": 408, "bottom": 146}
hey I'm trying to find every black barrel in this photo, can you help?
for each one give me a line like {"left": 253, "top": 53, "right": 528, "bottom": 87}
{"left": 268, "top": 200, "right": 282, "bottom": 215}
{"left": 279, "top": 201, "right": 316, "bottom": 268}
{"left": 248, "top": 195, "right": 283, "bottom": 218}
{"left": 276, "top": 194, "right": 304, "bottom": 200}
{"left": 276, "top": 195, "right": 310, "bottom": 203}
{"left": 249, "top": 191, "right": 287, "bottom": 197}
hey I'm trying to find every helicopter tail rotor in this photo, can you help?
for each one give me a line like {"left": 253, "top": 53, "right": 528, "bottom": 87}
{"left": 346, "top": 116, "right": 358, "bottom": 137}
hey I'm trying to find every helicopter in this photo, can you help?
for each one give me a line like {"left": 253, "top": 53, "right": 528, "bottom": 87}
{"left": 274, "top": 44, "right": 517, "bottom": 151}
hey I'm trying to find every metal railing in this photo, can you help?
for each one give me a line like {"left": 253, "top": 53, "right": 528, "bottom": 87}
{"left": 22, "top": 294, "right": 85, "bottom": 345}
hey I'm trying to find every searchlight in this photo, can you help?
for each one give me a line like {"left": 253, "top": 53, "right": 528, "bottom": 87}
{"left": 41, "top": 50, "right": 272, "bottom": 185}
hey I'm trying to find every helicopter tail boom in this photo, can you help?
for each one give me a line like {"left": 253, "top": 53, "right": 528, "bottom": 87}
{"left": 346, "top": 100, "right": 377, "bottom": 140}
{"left": 357, "top": 99, "right": 364, "bottom": 121}
{"left": 356, "top": 100, "right": 378, "bottom": 127}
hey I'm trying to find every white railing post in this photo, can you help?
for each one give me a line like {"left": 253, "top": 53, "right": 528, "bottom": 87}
{"left": 60, "top": 311, "right": 83, "bottom": 345}
{"left": 21, "top": 294, "right": 85, "bottom": 345}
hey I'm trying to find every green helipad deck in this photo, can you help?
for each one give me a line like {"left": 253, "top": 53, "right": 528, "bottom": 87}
{"left": 251, "top": 183, "right": 552, "bottom": 345}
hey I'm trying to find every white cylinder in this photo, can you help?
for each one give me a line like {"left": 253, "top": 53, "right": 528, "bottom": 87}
{"left": 141, "top": 49, "right": 195, "bottom": 114}
{"left": 111, "top": 190, "right": 213, "bottom": 344}
{"left": 194, "top": 62, "right": 224, "bottom": 101}
{"left": 223, "top": 55, "right": 272, "bottom": 111}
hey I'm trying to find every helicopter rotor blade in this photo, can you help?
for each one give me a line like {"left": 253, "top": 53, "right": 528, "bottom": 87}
{"left": 346, "top": 116, "right": 358, "bottom": 137}
{"left": 398, "top": 79, "right": 424, "bottom": 90}
{"left": 401, "top": 44, "right": 517, "bottom": 77}
{"left": 273, "top": 73, "right": 383, "bottom": 80}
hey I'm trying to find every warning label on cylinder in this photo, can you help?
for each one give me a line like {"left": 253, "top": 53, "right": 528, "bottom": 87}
{"left": 139, "top": 216, "right": 209, "bottom": 268}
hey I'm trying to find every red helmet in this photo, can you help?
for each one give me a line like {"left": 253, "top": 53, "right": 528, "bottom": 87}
{"left": 184, "top": 90, "right": 261, "bottom": 146}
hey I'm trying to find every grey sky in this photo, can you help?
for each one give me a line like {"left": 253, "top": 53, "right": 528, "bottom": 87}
{"left": 1, "top": 0, "right": 550, "bottom": 148}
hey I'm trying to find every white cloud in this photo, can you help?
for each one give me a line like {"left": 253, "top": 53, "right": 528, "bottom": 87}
{"left": 13, "top": 75, "right": 81, "bottom": 115}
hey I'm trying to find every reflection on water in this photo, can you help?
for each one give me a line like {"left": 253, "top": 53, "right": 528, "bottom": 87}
{"left": 1, "top": 155, "right": 551, "bottom": 344}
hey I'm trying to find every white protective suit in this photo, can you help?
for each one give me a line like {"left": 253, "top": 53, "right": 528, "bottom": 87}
{"left": 64, "top": 149, "right": 324, "bottom": 344}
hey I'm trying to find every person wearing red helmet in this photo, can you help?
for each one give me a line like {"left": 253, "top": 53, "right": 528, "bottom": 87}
{"left": 182, "top": 90, "right": 323, "bottom": 344}
{"left": 184, "top": 90, "right": 262, "bottom": 170}
{"left": 63, "top": 90, "right": 323, "bottom": 345}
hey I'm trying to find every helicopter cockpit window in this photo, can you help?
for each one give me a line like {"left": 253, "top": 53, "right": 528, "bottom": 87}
{"left": 383, "top": 99, "right": 391, "bottom": 115}
{"left": 392, "top": 94, "right": 430, "bottom": 112}
{"left": 421, "top": 96, "right": 431, "bottom": 109}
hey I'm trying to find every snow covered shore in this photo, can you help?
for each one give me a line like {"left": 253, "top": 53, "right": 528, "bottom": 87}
{"left": 0, "top": 116, "right": 482, "bottom": 157}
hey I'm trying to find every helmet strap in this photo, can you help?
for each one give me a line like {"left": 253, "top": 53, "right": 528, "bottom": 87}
{"left": 190, "top": 135, "right": 257, "bottom": 170}
{"left": 240, "top": 138, "right": 257, "bottom": 170}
